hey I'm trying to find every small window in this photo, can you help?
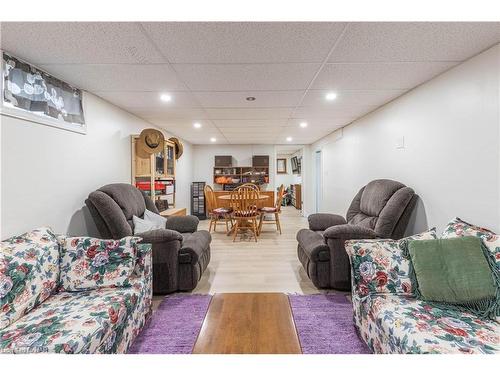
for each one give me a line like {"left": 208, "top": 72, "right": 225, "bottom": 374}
{"left": 1, "top": 51, "right": 86, "bottom": 134}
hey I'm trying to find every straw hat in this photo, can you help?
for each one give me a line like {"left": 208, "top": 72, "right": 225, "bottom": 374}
{"left": 169, "top": 137, "right": 184, "bottom": 159}
{"left": 137, "top": 128, "right": 164, "bottom": 155}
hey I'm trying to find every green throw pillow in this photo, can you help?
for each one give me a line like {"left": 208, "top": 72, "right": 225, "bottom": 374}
{"left": 408, "top": 236, "right": 499, "bottom": 319}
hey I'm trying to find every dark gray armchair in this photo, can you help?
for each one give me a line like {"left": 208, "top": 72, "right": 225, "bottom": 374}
{"left": 85, "top": 183, "right": 211, "bottom": 294}
{"left": 297, "top": 179, "right": 417, "bottom": 291}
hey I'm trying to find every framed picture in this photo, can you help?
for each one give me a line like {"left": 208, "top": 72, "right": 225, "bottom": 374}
{"left": 277, "top": 158, "right": 287, "bottom": 174}
{"left": 0, "top": 51, "right": 86, "bottom": 134}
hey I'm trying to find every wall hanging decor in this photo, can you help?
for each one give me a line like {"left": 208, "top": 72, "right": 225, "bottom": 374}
{"left": 1, "top": 51, "right": 86, "bottom": 133}
{"left": 168, "top": 137, "right": 184, "bottom": 159}
{"left": 137, "top": 128, "right": 165, "bottom": 157}
{"left": 277, "top": 158, "right": 287, "bottom": 174}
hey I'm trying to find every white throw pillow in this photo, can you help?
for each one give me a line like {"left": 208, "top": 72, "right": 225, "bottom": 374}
{"left": 133, "top": 215, "right": 163, "bottom": 234}
{"left": 144, "top": 209, "right": 167, "bottom": 229}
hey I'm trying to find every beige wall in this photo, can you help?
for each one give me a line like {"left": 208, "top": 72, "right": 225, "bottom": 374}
{"left": 1, "top": 92, "right": 193, "bottom": 238}
{"left": 309, "top": 44, "right": 500, "bottom": 233}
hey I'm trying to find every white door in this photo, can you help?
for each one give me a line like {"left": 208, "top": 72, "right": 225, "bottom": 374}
{"left": 315, "top": 150, "right": 322, "bottom": 213}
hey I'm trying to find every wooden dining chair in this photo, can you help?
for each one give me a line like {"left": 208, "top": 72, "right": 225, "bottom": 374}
{"left": 204, "top": 185, "right": 233, "bottom": 233}
{"left": 239, "top": 183, "right": 260, "bottom": 191}
{"left": 258, "top": 184, "right": 285, "bottom": 235}
{"left": 230, "top": 185, "right": 260, "bottom": 242}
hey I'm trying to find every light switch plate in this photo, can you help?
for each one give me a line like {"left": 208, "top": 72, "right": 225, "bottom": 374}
{"left": 396, "top": 136, "right": 405, "bottom": 149}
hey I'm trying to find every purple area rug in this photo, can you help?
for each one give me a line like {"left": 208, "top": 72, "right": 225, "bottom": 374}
{"left": 128, "top": 294, "right": 212, "bottom": 354}
{"left": 288, "top": 294, "right": 371, "bottom": 354}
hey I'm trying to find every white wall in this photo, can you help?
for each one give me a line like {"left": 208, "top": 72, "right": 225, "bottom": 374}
{"left": 1, "top": 92, "right": 193, "bottom": 238}
{"left": 275, "top": 154, "right": 295, "bottom": 188}
{"left": 192, "top": 144, "right": 275, "bottom": 190}
{"left": 311, "top": 44, "right": 500, "bottom": 234}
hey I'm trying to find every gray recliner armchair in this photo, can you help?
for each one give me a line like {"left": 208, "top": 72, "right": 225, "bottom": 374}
{"left": 297, "top": 179, "right": 417, "bottom": 291}
{"left": 85, "top": 183, "right": 211, "bottom": 294}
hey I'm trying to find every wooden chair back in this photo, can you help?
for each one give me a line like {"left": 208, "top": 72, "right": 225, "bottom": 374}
{"left": 275, "top": 184, "right": 285, "bottom": 212}
{"left": 204, "top": 185, "right": 217, "bottom": 213}
{"left": 231, "top": 185, "right": 259, "bottom": 218}
{"left": 239, "top": 183, "right": 260, "bottom": 191}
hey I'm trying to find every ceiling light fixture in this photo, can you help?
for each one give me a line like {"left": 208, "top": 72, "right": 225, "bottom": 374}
{"left": 210, "top": 137, "right": 217, "bottom": 142}
{"left": 160, "top": 93, "right": 172, "bottom": 102}
{"left": 193, "top": 122, "right": 202, "bottom": 129}
{"left": 246, "top": 96, "right": 256, "bottom": 101}
{"left": 325, "top": 92, "right": 337, "bottom": 101}
{"left": 286, "top": 136, "right": 293, "bottom": 142}
{"left": 299, "top": 122, "right": 308, "bottom": 128}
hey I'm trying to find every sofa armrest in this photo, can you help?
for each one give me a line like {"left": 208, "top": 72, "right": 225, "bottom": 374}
{"left": 323, "top": 224, "right": 377, "bottom": 240}
{"left": 133, "top": 243, "right": 152, "bottom": 278}
{"left": 308, "top": 213, "right": 347, "bottom": 231}
{"left": 179, "top": 230, "right": 211, "bottom": 264}
{"left": 166, "top": 215, "right": 200, "bottom": 233}
{"left": 296, "top": 229, "right": 330, "bottom": 262}
{"left": 138, "top": 228, "right": 183, "bottom": 243}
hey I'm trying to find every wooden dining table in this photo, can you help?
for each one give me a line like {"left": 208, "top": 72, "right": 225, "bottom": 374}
{"left": 217, "top": 194, "right": 269, "bottom": 236}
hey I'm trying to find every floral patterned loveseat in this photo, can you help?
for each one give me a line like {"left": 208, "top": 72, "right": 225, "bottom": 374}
{"left": 0, "top": 227, "right": 152, "bottom": 354}
{"left": 346, "top": 222, "right": 500, "bottom": 354}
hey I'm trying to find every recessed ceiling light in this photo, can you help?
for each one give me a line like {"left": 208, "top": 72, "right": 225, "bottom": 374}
{"left": 160, "top": 93, "right": 172, "bottom": 102}
{"left": 325, "top": 92, "right": 337, "bottom": 101}
{"left": 299, "top": 122, "right": 308, "bottom": 128}
{"left": 246, "top": 96, "right": 256, "bottom": 101}
{"left": 286, "top": 136, "right": 293, "bottom": 142}
{"left": 193, "top": 122, "right": 202, "bottom": 129}
{"left": 210, "top": 137, "right": 217, "bottom": 142}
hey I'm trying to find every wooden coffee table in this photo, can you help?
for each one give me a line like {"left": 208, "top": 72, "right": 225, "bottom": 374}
{"left": 192, "top": 293, "right": 302, "bottom": 354}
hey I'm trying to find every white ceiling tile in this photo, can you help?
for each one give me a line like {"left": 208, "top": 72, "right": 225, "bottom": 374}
{"left": 301, "top": 89, "right": 406, "bottom": 107}
{"left": 293, "top": 105, "right": 379, "bottom": 119}
{"left": 205, "top": 107, "right": 293, "bottom": 120}
{"left": 142, "top": 22, "right": 347, "bottom": 63}
{"left": 220, "top": 127, "right": 284, "bottom": 135}
{"left": 287, "top": 118, "right": 353, "bottom": 128}
{"left": 312, "top": 62, "right": 457, "bottom": 90}
{"left": 135, "top": 107, "right": 207, "bottom": 120}
{"left": 213, "top": 119, "right": 289, "bottom": 128}
{"left": 0, "top": 22, "right": 164, "bottom": 64}
{"left": 94, "top": 91, "right": 198, "bottom": 109}
{"left": 329, "top": 22, "right": 500, "bottom": 63}
{"left": 38, "top": 64, "right": 187, "bottom": 92}
{"left": 192, "top": 90, "right": 304, "bottom": 108}
{"left": 173, "top": 63, "right": 320, "bottom": 91}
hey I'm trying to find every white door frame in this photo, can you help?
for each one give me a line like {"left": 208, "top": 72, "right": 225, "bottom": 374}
{"left": 315, "top": 150, "right": 322, "bottom": 213}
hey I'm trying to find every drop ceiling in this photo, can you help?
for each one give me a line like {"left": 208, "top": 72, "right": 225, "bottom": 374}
{"left": 1, "top": 22, "right": 499, "bottom": 144}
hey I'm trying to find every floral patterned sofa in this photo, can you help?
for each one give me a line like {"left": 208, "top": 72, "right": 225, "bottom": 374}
{"left": 0, "top": 227, "right": 152, "bottom": 354}
{"left": 346, "top": 220, "right": 500, "bottom": 354}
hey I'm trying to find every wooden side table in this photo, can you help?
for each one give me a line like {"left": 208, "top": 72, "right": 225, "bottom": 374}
{"left": 160, "top": 208, "right": 187, "bottom": 217}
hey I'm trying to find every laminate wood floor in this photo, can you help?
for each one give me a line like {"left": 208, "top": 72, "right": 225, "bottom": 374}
{"left": 192, "top": 206, "right": 318, "bottom": 294}
{"left": 152, "top": 206, "right": 321, "bottom": 310}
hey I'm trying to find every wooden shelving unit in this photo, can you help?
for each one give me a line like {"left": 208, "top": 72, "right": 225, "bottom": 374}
{"left": 213, "top": 166, "right": 269, "bottom": 189}
{"left": 131, "top": 135, "right": 176, "bottom": 206}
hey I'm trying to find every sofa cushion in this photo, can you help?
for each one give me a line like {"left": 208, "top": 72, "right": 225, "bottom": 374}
{"left": 59, "top": 236, "right": 140, "bottom": 291}
{"left": 0, "top": 286, "right": 141, "bottom": 354}
{"left": 353, "top": 294, "right": 499, "bottom": 354}
{"left": 359, "top": 179, "right": 405, "bottom": 217}
{"left": 133, "top": 215, "right": 163, "bottom": 234}
{"left": 345, "top": 229, "right": 437, "bottom": 298}
{"left": 0, "top": 227, "right": 59, "bottom": 330}
{"left": 408, "top": 237, "right": 497, "bottom": 307}
{"left": 442, "top": 217, "right": 500, "bottom": 271}
{"left": 98, "top": 183, "right": 146, "bottom": 222}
